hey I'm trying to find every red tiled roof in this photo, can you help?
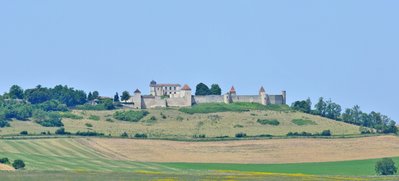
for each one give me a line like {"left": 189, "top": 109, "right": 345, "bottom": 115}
{"left": 230, "top": 86, "right": 236, "bottom": 93}
{"left": 181, "top": 84, "right": 191, "bottom": 90}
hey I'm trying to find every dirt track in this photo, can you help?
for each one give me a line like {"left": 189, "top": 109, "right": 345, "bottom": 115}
{"left": 0, "top": 164, "right": 14, "bottom": 171}
{"left": 83, "top": 136, "right": 399, "bottom": 164}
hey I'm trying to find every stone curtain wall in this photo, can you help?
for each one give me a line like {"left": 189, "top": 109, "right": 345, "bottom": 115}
{"left": 142, "top": 97, "right": 167, "bottom": 108}
{"left": 193, "top": 95, "right": 225, "bottom": 104}
{"left": 230, "top": 95, "right": 261, "bottom": 104}
{"left": 269, "top": 95, "right": 284, "bottom": 104}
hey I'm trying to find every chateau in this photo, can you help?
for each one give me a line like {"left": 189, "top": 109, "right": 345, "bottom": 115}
{"left": 127, "top": 80, "right": 286, "bottom": 109}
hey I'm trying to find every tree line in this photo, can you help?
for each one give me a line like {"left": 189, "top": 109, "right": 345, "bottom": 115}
{"left": 291, "top": 97, "right": 397, "bottom": 134}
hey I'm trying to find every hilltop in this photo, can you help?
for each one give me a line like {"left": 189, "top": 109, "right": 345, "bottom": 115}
{"left": 0, "top": 103, "right": 361, "bottom": 139}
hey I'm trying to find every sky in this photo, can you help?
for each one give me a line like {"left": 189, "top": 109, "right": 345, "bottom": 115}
{"left": 0, "top": 1, "right": 398, "bottom": 122}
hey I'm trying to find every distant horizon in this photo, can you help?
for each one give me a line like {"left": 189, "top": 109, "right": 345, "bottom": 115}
{"left": 1, "top": 1, "right": 398, "bottom": 122}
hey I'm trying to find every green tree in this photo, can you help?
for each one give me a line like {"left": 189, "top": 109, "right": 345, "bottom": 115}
{"left": 87, "top": 92, "right": 93, "bottom": 101}
{"left": 291, "top": 98, "right": 312, "bottom": 113}
{"left": 9, "top": 85, "right": 24, "bottom": 99}
{"left": 314, "top": 97, "right": 327, "bottom": 117}
{"left": 375, "top": 158, "right": 397, "bottom": 175}
{"left": 92, "top": 91, "right": 99, "bottom": 99}
{"left": 195, "top": 83, "right": 211, "bottom": 96}
{"left": 121, "top": 91, "right": 131, "bottom": 102}
{"left": 114, "top": 92, "right": 120, "bottom": 102}
{"left": 209, "top": 84, "right": 222, "bottom": 95}
{"left": 325, "top": 100, "right": 342, "bottom": 120}
{"left": 12, "top": 159, "right": 25, "bottom": 169}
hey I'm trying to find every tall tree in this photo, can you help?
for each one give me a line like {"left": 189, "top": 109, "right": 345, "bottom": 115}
{"left": 92, "top": 91, "right": 99, "bottom": 99}
{"left": 314, "top": 97, "right": 327, "bottom": 117}
{"left": 9, "top": 85, "right": 24, "bottom": 99}
{"left": 87, "top": 92, "right": 93, "bottom": 101}
{"left": 121, "top": 91, "right": 131, "bottom": 102}
{"left": 195, "top": 83, "right": 211, "bottom": 96}
{"left": 114, "top": 92, "right": 120, "bottom": 102}
{"left": 210, "top": 84, "right": 222, "bottom": 95}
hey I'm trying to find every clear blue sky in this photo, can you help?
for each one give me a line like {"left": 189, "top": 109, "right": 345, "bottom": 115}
{"left": 1, "top": 1, "right": 398, "bottom": 122}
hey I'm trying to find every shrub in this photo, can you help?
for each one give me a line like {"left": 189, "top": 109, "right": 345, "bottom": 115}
{"left": 257, "top": 134, "right": 273, "bottom": 137}
{"left": 85, "top": 123, "right": 93, "bottom": 127}
{"left": 134, "top": 133, "right": 147, "bottom": 138}
{"left": 321, "top": 130, "right": 332, "bottom": 136}
{"left": 55, "top": 127, "right": 70, "bottom": 135}
{"left": 234, "top": 124, "right": 244, "bottom": 128}
{"left": 20, "top": 131, "right": 28, "bottom": 135}
{"left": 105, "top": 118, "right": 114, "bottom": 122}
{"left": 12, "top": 159, "right": 25, "bottom": 169}
{"left": 257, "top": 119, "right": 280, "bottom": 126}
{"left": 287, "top": 132, "right": 313, "bottom": 136}
{"left": 113, "top": 110, "right": 149, "bottom": 122}
{"left": 176, "top": 116, "right": 184, "bottom": 121}
{"left": 359, "top": 126, "right": 373, "bottom": 134}
{"left": 375, "top": 158, "right": 397, "bottom": 175}
{"left": 76, "top": 131, "right": 104, "bottom": 136}
{"left": 292, "top": 119, "right": 317, "bottom": 126}
{"left": 60, "top": 112, "right": 83, "bottom": 120}
{"left": 0, "top": 120, "right": 10, "bottom": 128}
{"left": 88, "top": 115, "right": 100, "bottom": 121}
{"left": 35, "top": 100, "right": 68, "bottom": 112}
{"left": 193, "top": 134, "right": 206, "bottom": 138}
{"left": 121, "top": 132, "right": 129, "bottom": 138}
{"left": 149, "top": 116, "right": 157, "bottom": 121}
{"left": 0, "top": 157, "right": 10, "bottom": 164}
{"left": 33, "top": 110, "right": 64, "bottom": 127}
{"left": 235, "top": 132, "right": 247, "bottom": 138}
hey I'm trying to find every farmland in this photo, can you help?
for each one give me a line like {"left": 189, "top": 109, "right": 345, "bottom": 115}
{"left": 0, "top": 137, "right": 399, "bottom": 180}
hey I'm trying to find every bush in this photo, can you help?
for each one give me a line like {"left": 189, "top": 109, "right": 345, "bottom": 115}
{"left": 88, "top": 115, "right": 100, "bottom": 121}
{"left": 20, "top": 131, "right": 28, "bottom": 135}
{"left": 292, "top": 119, "right": 317, "bottom": 126}
{"left": 375, "top": 158, "right": 397, "bottom": 175}
{"left": 193, "top": 134, "right": 206, "bottom": 138}
{"left": 35, "top": 100, "right": 68, "bottom": 112}
{"left": 113, "top": 110, "right": 149, "bottom": 122}
{"left": 12, "top": 159, "right": 25, "bottom": 169}
{"left": 85, "top": 123, "right": 93, "bottom": 127}
{"left": 257, "top": 119, "right": 280, "bottom": 126}
{"left": 33, "top": 110, "right": 63, "bottom": 127}
{"left": 60, "top": 112, "right": 83, "bottom": 120}
{"left": 76, "top": 131, "right": 104, "bottom": 136}
{"left": 121, "top": 132, "right": 129, "bottom": 138}
{"left": 105, "top": 118, "right": 114, "bottom": 122}
{"left": 176, "top": 116, "right": 184, "bottom": 121}
{"left": 134, "top": 133, "right": 147, "bottom": 138}
{"left": 321, "top": 130, "right": 332, "bottom": 136}
{"left": 55, "top": 127, "right": 70, "bottom": 135}
{"left": 234, "top": 124, "right": 244, "bottom": 128}
{"left": 0, "top": 120, "right": 10, "bottom": 128}
{"left": 235, "top": 132, "right": 247, "bottom": 138}
{"left": 0, "top": 157, "right": 10, "bottom": 164}
{"left": 287, "top": 131, "right": 313, "bottom": 136}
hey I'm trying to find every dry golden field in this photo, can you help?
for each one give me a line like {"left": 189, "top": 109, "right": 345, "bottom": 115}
{"left": 82, "top": 135, "right": 399, "bottom": 164}
{"left": 0, "top": 108, "right": 360, "bottom": 138}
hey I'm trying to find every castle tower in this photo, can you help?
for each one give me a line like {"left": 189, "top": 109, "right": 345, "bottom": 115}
{"left": 132, "top": 89, "right": 142, "bottom": 109}
{"left": 259, "top": 86, "right": 267, "bottom": 105}
{"left": 229, "top": 86, "right": 236, "bottom": 96}
{"left": 281, "top": 90, "right": 287, "bottom": 104}
{"left": 180, "top": 84, "right": 192, "bottom": 106}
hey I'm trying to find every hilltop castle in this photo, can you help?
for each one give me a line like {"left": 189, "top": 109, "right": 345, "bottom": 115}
{"left": 127, "top": 80, "right": 286, "bottom": 109}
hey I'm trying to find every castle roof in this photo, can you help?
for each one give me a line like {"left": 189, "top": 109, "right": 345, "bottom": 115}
{"left": 229, "top": 86, "right": 236, "bottom": 93}
{"left": 259, "top": 86, "right": 265, "bottom": 93}
{"left": 150, "top": 80, "right": 157, "bottom": 85}
{"left": 150, "top": 83, "right": 181, "bottom": 87}
{"left": 181, "top": 84, "right": 191, "bottom": 91}
{"left": 134, "top": 89, "right": 141, "bottom": 94}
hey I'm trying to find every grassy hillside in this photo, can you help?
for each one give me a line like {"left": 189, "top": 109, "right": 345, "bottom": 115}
{"left": 0, "top": 103, "right": 361, "bottom": 138}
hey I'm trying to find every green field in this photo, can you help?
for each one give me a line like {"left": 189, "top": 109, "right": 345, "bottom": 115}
{"left": 0, "top": 138, "right": 398, "bottom": 180}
